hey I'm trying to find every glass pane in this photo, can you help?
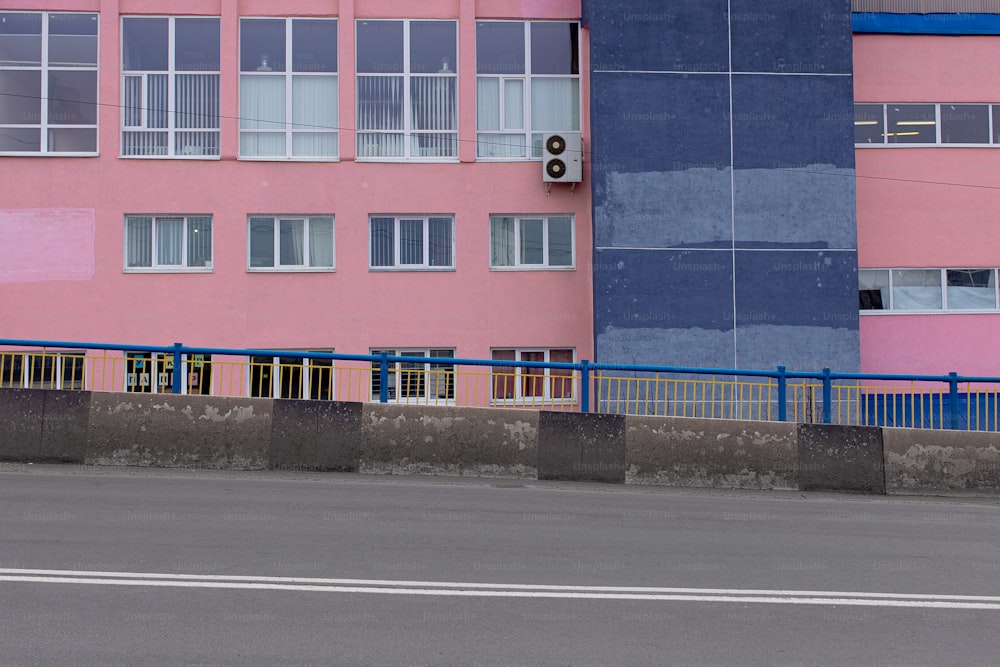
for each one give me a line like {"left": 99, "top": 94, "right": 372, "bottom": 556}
{"left": 947, "top": 269, "right": 996, "bottom": 310}
{"left": 240, "top": 18, "right": 285, "bottom": 72}
{"left": 176, "top": 18, "right": 220, "bottom": 71}
{"left": 294, "top": 19, "right": 337, "bottom": 72}
{"left": 892, "top": 269, "right": 942, "bottom": 310}
{"left": 249, "top": 217, "right": 275, "bottom": 268}
{"left": 886, "top": 104, "right": 936, "bottom": 144}
{"left": 356, "top": 21, "right": 403, "bottom": 73}
{"left": 240, "top": 75, "right": 286, "bottom": 129}
{"left": 357, "top": 76, "right": 403, "bottom": 130}
{"left": 858, "top": 269, "right": 889, "bottom": 310}
{"left": 530, "top": 22, "right": 579, "bottom": 75}
{"left": 49, "top": 13, "right": 98, "bottom": 67}
{"left": 428, "top": 217, "right": 452, "bottom": 267}
{"left": 399, "top": 351, "right": 426, "bottom": 399}
{"left": 410, "top": 21, "right": 456, "bottom": 73}
{"left": 187, "top": 217, "right": 212, "bottom": 267}
{"left": 521, "top": 351, "right": 545, "bottom": 398}
{"left": 477, "top": 78, "right": 500, "bottom": 130}
{"left": 549, "top": 348, "right": 574, "bottom": 399}
{"left": 308, "top": 217, "right": 334, "bottom": 268}
{"left": 370, "top": 217, "right": 394, "bottom": 267}
{"left": 126, "top": 217, "right": 152, "bottom": 267}
{"left": 28, "top": 353, "right": 57, "bottom": 389}
{"left": 520, "top": 218, "right": 544, "bottom": 265}
{"left": 428, "top": 349, "right": 454, "bottom": 399}
{"left": 292, "top": 133, "right": 338, "bottom": 157}
{"left": 477, "top": 22, "right": 524, "bottom": 75}
{"left": 490, "top": 217, "right": 514, "bottom": 266}
{"left": 491, "top": 349, "right": 516, "bottom": 400}
{"left": 278, "top": 357, "right": 303, "bottom": 399}
{"left": 399, "top": 219, "right": 424, "bottom": 265}
{"left": 411, "top": 76, "right": 456, "bottom": 130}
{"left": 504, "top": 79, "right": 524, "bottom": 130}
{"left": 123, "top": 17, "right": 168, "bottom": 71}
{"left": 156, "top": 218, "right": 183, "bottom": 266}
{"left": 279, "top": 218, "right": 305, "bottom": 266}
{"left": 0, "top": 353, "right": 24, "bottom": 387}
{"left": 250, "top": 355, "right": 273, "bottom": 398}
{"left": 125, "top": 352, "right": 153, "bottom": 393}
{"left": 62, "top": 353, "right": 85, "bottom": 390}
{"left": 0, "top": 70, "right": 40, "bottom": 124}
{"left": 531, "top": 78, "right": 580, "bottom": 131}
{"left": 0, "top": 128, "right": 40, "bottom": 151}
{"left": 548, "top": 217, "right": 573, "bottom": 266}
{"left": 292, "top": 75, "right": 336, "bottom": 129}
{"left": 48, "top": 128, "right": 96, "bottom": 152}
{"left": 0, "top": 12, "right": 41, "bottom": 66}
{"left": 941, "top": 104, "right": 989, "bottom": 144}
{"left": 854, "top": 104, "right": 884, "bottom": 144}
{"left": 49, "top": 70, "right": 98, "bottom": 124}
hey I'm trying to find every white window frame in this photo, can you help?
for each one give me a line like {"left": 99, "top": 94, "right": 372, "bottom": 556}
{"left": 370, "top": 348, "right": 456, "bottom": 404}
{"left": 368, "top": 215, "right": 455, "bottom": 270}
{"left": 0, "top": 350, "right": 86, "bottom": 390}
{"left": 355, "top": 19, "right": 459, "bottom": 162}
{"left": 490, "top": 348, "right": 576, "bottom": 405}
{"left": 0, "top": 11, "right": 99, "bottom": 155}
{"left": 475, "top": 21, "right": 581, "bottom": 160}
{"left": 238, "top": 17, "right": 339, "bottom": 161}
{"left": 247, "top": 352, "right": 336, "bottom": 400}
{"left": 120, "top": 15, "right": 220, "bottom": 158}
{"left": 859, "top": 268, "right": 1000, "bottom": 313}
{"left": 123, "top": 352, "right": 210, "bottom": 395}
{"left": 124, "top": 214, "right": 214, "bottom": 273}
{"left": 247, "top": 215, "right": 336, "bottom": 271}
{"left": 855, "top": 103, "right": 1000, "bottom": 147}
{"left": 490, "top": 214, "right": 575, "bottom": 270}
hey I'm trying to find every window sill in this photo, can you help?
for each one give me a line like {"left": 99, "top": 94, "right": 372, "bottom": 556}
{"left": 371, "top": 398, "right": 457, "bottom": 406}
{"left": 860, "top": 310, "right": 1000, "bottom": 315}
{"left": 369, "top": 267, "right": 456, "bottom": 272}
{"left": 0, "top": 152, "right": 100, "bottom": 157}
{"left": 238, "top": 156, "right": 340, "bottom": 162}
{"left": 248, "top": 267, "right": 336, "bottom": 273}
{"left": 491, "top": 399, "right": 577, "bottom": 407}
{"left": 118, "top": 155, "right": 221, "bottom": 160}
{"left": 355, "top": 157, "right": 461, "bottom": 164}
{"left": 489, "top": 266, "right": 576, "bottom": 272}
{"left": 124, "top": 268, "right": 214, "bottom": 274}
{"left": 855, "top": 143, "right": 1000, "bottom": 149}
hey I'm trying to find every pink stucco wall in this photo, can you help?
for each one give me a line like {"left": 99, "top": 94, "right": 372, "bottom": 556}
{"left": 1, "top": 0, "right": 592, "bottom": 367}
{"left": 855, "top": 34, "right": 1000, "bottom": 376}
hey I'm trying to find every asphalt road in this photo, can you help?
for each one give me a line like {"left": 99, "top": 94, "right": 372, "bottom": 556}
{"left": 1, "top": 464, "right": 999, "bottom": 666}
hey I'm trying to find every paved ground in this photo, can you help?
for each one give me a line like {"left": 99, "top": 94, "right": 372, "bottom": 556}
{"left": 1, "top": 464, "right": 999, "bottom": 666}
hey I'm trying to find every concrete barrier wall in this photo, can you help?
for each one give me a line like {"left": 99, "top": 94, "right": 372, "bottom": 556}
{"left": 3, "top": 388, "right": 1000, "bottom": 494}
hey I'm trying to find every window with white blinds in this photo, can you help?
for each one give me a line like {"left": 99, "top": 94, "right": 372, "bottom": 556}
{"left": 121, "top": 17, "right": 220, "bottom": 157}
{"left": 369, "top": 216, "right": 454, "bottom": 269}
{"left": 125, "top": 215, "right": 213, "bottom": 271}
{"left": 356, "top": 20, "right": 457, "bottom": 160}
{"left": 248, "top": 215, "right": 335, "bottom": 270}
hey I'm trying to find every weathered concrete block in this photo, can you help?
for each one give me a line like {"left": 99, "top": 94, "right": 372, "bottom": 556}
{"left": 0, "top": 388, "right": 46, "bottom": 461}
{"left": 361, "top": 404, "right": 537, "bottom": 477}
{"left": 798, "top": 424, "right": 885, "bottom": 494}
{"left": 538, "top": 412, "right": 626, "bottom": 483}
{"left": 883, "top": 428, "right": 1000, "bottom": 494}
{"left": 625, "top": 416, "right": 797, "bottom": 489}
{"left": 86, "top": 394, "right": 270, "bottom": 469}
{"left": 271, "top": 400, "right": 361, "bottom": 472}
{"left": 38, "top": 390, "right": 91, "bottom": 463}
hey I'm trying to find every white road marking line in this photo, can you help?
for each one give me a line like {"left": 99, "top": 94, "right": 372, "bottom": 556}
{"left": 1, "top": 569, "right": 999, "bottom": 609}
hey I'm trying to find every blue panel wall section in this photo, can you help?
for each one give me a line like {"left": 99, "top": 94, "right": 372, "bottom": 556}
{"left": 590, "top": 0, "right": 860, "bottom": 375}
{"left": 853, "top": 13, "right": 1000, "bottom": 35}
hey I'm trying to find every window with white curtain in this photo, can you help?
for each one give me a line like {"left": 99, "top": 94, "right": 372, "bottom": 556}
{"left": 248, "top": 215, "right": 335, "bottom": 270}
{"left": 370, "top": 216, "right": 454, "bottom": 269}
{"left": 239, "top": 18, "right": 338, "bottom": 159}
{"left": 860, "top": 268, "right": 1000, "bottom": 311}
{"left": 0, "top": 12, "right": 98, "bottom": 154}
{"left": 356, "top": 20, "right": 457, "bottom": 160}
{"left": 490, "top": 215, "right": 574, "bottom": 269}
{"left": 476, "top": 21, "right": 580, "bottom": 159}
{"left": 121, "top": 16, "right": 220, "bottom": 157}
{"left": 370, "top": 349, "right": 455, "bottom": 403}
{"left": 124, "top": 215, "right": 213, "bottom": 271}
{"left": 491, "top": 348, "right": 575, "bottom": 404}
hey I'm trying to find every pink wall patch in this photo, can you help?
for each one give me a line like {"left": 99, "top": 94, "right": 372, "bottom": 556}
{"left": 0, "top": 209, "right": 95, "bottom": 282}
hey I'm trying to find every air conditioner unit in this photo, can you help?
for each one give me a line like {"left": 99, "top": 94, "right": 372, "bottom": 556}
{"left": 542, "top": 132, "right": 583, "bottom": 184}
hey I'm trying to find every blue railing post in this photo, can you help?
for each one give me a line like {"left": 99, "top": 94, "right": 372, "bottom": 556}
{"left": 948, "top": 372, "right": 959, "bottom": 430}
{"left": 822, "top": 367, "right": 832, "bottom": 424}
{"left": 580, "top": 360, "right": 590, "bottom": 414}
{"left": 777, "top": 365, "right": 787, "bottom": 422}
{"left": 379, "top": 352, "right": 389, "bottom": 403}
{"left": 171, "top": 342, "right": 183, "bottom": 394}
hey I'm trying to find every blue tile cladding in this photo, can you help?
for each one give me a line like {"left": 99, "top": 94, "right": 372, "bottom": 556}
{"left": 590, "top": 0, "right": 860, "bottom": 372}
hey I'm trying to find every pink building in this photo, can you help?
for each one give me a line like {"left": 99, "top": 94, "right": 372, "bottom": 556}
{"left": 0, "top": 0, "right": 592, "bottom": 404}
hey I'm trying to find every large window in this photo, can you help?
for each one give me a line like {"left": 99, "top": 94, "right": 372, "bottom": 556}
{"left": 860, "top": 268, "right": 999, "bottom": 311}
{"left": 476, "top": 21, "right": 580, "bottom": 159}
{"left": 124, "top": 352, "right": 212, "bottom": 394}
{"left": 356, "top": 20, "right": 457, "bottom": 159}
{"left": 122, "top": 16, "right": 220, "bottom": 157}
{"left": 370, "top": 216, "right": 454, "bottom": 269}
{"left": 248, "top": 216, "right": 334, "bottom": 270}
{"left": 370, "top": 349, "right": 455, "bottom": 403}
{"left": 855, "top": 103, "right": 999, "bottom": 146}
{"left": 240, "top": 18, "right": 338, "bottom": 159}
{"left": 0, "top": 12, "right": 98, "bottom": 154}
{"left": 490, "top": 215, "right": 574, "bottom": 269}
{"left": 249, "top": 354, "right": 334, "bottom": 399}
{"left": 125, "top": 215, "right": 213, "bottom": 271}
{"left": 0, "top": 351, "right": 85, "bottom": 389}
{"left": 491, "top": 348, "right": 575, "bottom": 404}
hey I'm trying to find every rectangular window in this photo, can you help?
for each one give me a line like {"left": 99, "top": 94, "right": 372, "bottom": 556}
{"left": 122, "top": 16, "right": 220, "bottom": 157}
{"left": 356, "top": 20, "right": 457, "bottom": 159}
{"left": 239, "top": 18, "right": 338, "bottom": 159}
{"left": 491, "top": 348, "right": 575, "bottom": 404}
{"left": 0, "top": 12, "right": 98, "bottom": 154}
{"left": 248, "top": 215, "right": 334, "bottom": 270}
{"left": 856, "top": 103, "right": 998, "bottom": 146}
{"left": 369, "top": 216, "right": 454, "bottom": 269}
{"left": 853, "top": 104, "right": 884, "bottom": 145}
{"left": 124, "top": 352, "right": 212, "bottom": 394}
{"left": 125, "top": 215, "right": 213, "bottom": 271}
{"left": 0, "top": 351, "right": 85, "bottom": 389}
{"left": 860, "top": 268, "right": 1000, "bottom": 312}
{"left": 249, "top": 353, "right": 334, "bottom": 399}
{"left": 370, "top": 349, "right": 455, "bottom": 403}
{"left": 476, "top": 21, "right": 579, "bottom": 159}
{"left": 859, "top": 269, "right": 889, "bottom": 310}
{"left": 490, "top": 215, "right": 574, "bottom": 269}
{"left": 941, "top": 104, "right": 989, "bottom": 144}
{"left": 947, "top": 269, "right": 997, "bottom": 310}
